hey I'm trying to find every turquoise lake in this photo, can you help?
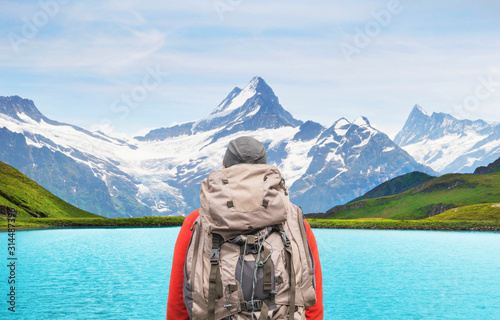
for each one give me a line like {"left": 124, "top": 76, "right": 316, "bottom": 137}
{"left": 1, "top": 227, "right": 499, "bottom": 319}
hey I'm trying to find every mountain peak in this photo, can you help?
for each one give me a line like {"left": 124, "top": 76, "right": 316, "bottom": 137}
{"left": 318, "top": 117, "right": 352, "bottom": 140}
{"left": 430, "top": 111, "right": 457, "bottom": 122}
{"left": 246, "top": 76, "right": 270, "bottom": 91}
{"left": 410, "top": 104, "right": 430, "bottom": 118}
{"left": 394, "top": 105, "right": 499, "bottom": 173}
{"left": 333, "top": 117, "right": 350, "bottom": 129}
{"left": 353, "top": 116, "right": 370, "bottom": 127}
{"left": 210, "top": 76, "right": 274, "bottom": 115}
{"left": 0, "top": 95, "right": 45, "bottom": 122}
{"left": 394, "top": 105, "right": 432, "bottom": 146}
{"left": 139, "top": 77, "right": 301, "bottom": 140}
{"left": 190, "top": 77, "right": 301, "bottom": 135}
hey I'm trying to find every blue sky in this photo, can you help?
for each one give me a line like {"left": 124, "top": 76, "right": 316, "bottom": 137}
{"left": 1, "top": 0, "right": 500, "bottom": 138}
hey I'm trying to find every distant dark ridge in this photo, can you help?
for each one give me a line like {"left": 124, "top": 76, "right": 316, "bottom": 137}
{"left": 474, "top": 157, "right": 500, "bottom": 174}
{"left": 347, "top": 171, "right": 435, "bottom": 204}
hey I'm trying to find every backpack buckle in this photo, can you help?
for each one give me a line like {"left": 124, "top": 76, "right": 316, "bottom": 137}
{"left": 242, "top": 300, "right": 263, "bottom": 311}
{"left": 210, "top": 248, "right": 220, "bottom": 265}
{"left": 279, "top": 230, "right": 291, "bottom": 247}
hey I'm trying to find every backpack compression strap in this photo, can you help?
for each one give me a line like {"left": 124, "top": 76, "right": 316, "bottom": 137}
{"left": 208, "top": 234, "right": 223, "bottom": 320}
{"left": 276, "top": 225, "right": 296, "bottom": 319}
{"left": 285, "top": 244, "right": 296, "bottom": 319}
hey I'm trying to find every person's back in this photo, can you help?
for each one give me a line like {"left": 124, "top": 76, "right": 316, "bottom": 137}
{"left": 167, "top": 137, "right": 324, "bottom": 320}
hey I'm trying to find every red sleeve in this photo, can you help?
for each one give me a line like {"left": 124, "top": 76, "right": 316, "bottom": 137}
{"left": 304, "top": 220, "right": 324, "bottom": 320}
{"left": 166, "top": 209, "right": 200, "bottom": 320}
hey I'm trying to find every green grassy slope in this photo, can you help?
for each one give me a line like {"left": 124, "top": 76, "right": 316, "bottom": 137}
{"left": 348, "top": 171, "right": 435, "bottom": 203}
{"left": 0, "top": 161, "right": 102, "bottom": 220}
{"left": 320, "top": 171, "right": 500, "bottom": 220}
{"left": 306, "top": 218, "right": 499, "bottom": 231}
{"left": 428, "top": 203, "right": 500, "bottom": 222}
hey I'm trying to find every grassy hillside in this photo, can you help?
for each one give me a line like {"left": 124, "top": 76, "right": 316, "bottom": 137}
{"left": 0, "top": 161, "right": 102, "bottom": 220}
{"left": 348, "top": 171, "right": 435, "bottom": 203}
{"left": 318, "top": 171, "right": 500, "bottom": 220}
{"left": 428, "top": 203, "right": 500, "bottom": 222}
{"left": 306, "top": 218, "right": 499, "bottom": 231}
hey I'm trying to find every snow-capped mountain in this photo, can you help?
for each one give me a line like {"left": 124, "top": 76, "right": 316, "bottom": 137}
{"left": 394, "top": 105, "right": 500, "bottom": 173}
{"left": 288, "top": 116, "right": 434, "bottom": 210}
{"left": 136, "top": 76, "right": 301, "bottom": 141}
{"left": 0, "top": 96, "right": 152, "bottom": 217}
{"left": 0, "top": 77, "right": 435, "bottom": 216}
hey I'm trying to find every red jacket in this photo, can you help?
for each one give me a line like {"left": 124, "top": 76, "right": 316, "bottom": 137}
{"left": 167, "top": 209, "right": 324, "bottom": 319}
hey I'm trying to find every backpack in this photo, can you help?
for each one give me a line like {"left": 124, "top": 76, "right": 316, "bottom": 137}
{"left": 183, "top": 164, "right": 317, "bottom": 320}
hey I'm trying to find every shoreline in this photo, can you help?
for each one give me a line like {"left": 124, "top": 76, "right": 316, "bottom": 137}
{"left": 1, "top": 217, "right": 499, "bottom": 232}
{"left": 306, "top": 218, "right": 500, "bottom": 231}
{"left": 0, "top": 216, "right": 184, "bottom": 231}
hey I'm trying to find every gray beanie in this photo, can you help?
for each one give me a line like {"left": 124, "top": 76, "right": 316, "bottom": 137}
{"left": 223, "top": 136, "right": 267, "bottom": 168}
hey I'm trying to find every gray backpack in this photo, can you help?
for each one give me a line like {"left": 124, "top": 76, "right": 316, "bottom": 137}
{"left": 183, "top": 164, "right": 316, "bottom": 320}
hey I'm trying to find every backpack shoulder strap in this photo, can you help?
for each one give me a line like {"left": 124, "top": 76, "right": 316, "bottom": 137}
{"left": 275, "top": 224, "right": 296, "bottom": 319}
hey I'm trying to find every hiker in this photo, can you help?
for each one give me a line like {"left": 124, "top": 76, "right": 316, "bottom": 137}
{"left": 167, "top": 136, "right": 323, "bottom": 320}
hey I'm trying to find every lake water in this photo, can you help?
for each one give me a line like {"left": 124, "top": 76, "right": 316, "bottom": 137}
{"left": 1, "top": 227, "right": 499, "bottom": 319}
